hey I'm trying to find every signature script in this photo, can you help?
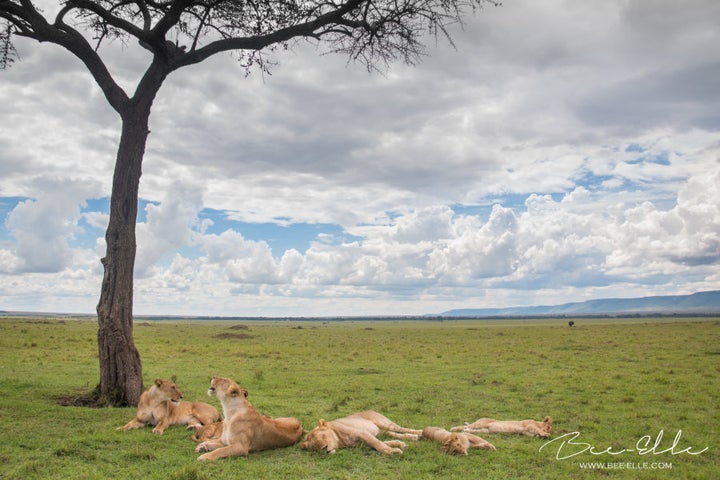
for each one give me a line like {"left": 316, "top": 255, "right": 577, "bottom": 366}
{"left": 539, "top": 430, "right": 709, "bottom": 461}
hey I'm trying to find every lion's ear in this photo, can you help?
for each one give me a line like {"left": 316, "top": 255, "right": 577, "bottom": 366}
{"left": 154, "top": 378, "right": 163, "bottom": 386}
{"left": 544, "top": 416, "right": 552, "bottom": 424}
{"left": 242, "top": 388, "right": 248, "bottom": 398}
{"left": 318, "top": 419, "right": 326, "bottom": 427}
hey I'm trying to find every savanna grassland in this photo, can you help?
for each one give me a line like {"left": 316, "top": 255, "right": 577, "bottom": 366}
{"left": 0, "top": 317, "right": 718, "bottom": 479}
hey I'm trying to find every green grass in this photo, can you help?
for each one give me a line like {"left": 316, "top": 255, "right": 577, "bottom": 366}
{"left": 1, "top": 317, "right": 718, "bottom": 479}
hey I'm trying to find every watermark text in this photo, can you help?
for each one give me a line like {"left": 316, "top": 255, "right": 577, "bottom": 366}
{"left": 579, "top": 461, "right": 673, "bottom": 470}
{"left": 539, "top": 430, "right": 708, "bottom": 461}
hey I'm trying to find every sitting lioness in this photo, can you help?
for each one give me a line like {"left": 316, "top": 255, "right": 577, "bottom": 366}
{"left": 422, "top": 426, "right": 496, "bottom": 455}
{"left": 451, "top": 416, "right": 553, "bottom": 438}
{"left": 195, "top": 376, "right": 303, "bottom": 461}
{"left": 300, "top": 411, "right": 422, "bottom": 455}
{"left": 118, "top": 378, "right": 220, "bottom": 434}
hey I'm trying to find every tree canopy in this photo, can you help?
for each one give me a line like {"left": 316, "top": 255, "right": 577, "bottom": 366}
{"left": 1, "top": 1, "right": 497, "bottom": 95}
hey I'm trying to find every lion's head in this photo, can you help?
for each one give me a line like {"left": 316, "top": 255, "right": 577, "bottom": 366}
{"left": 207, "top": 376, "right": 248, "bottom": 401}
{"left": 300, "top": 420, "right": 341, "bottom": 454}
{"left": 441, "top": 432, "right": 470, "bottom": 455}
{"left": 152, "top": 378, "right": 183, "bottom": 404}
{"left": 539, "top": 416, "right": 553, "bottom": 436}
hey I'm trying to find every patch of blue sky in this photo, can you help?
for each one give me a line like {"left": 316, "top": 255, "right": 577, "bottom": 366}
{"left": 450, "top": 203, "right": 491, "bottom": 219}
{"left": 175, "top": 245, "right": 203, "bottom": 260}
{"left": 376, "top": 210, "right": 404, "bottom": 223}
{"left": 73, "top": 202, "right": 362, "bottom": 257}
{"left": 625, "top": 143, "right": 645, "bottom": 153}
{"left": 80, "top": 197, "right": 159, "bottom": 223}
{"left": 626, "top": 151, "right": 670, "bottom": 166}
{"left": 573, "top": 170, "right": 620, "bottom": 191}
{"left": 199, "top": 209, "right": 362, "bottom": 257}
{"left": 452, "top": 192, "right": 566, "bottom": 220}
{"left": 82, "top": 197, "right": 110, "bottom": 214}
{"left": 490, "top": 192, "right": 564, "bottom": 209}
{"left": 0, "top": 196, "right": 28, "bottom": 216}
{"left": 142, "top": 245, "right": 204, "bottom": 269}
{"left": 137, "top": 199, "right": 160, "bottom": 222}
{"left": 75, "top": 216, "right": 103, "bottom": 250}
{"left": 0, "top": 196, "right": 29, "bottom": 244}
{"left": 496, "top": 192, "right": 563, "bottom": 209}
{"left": 72, "top": 198, "right": 158, "bottom": 249}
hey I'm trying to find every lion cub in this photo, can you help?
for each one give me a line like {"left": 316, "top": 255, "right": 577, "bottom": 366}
{"left": 118, "top": 378, "right": 220, "bottom": 434}
{"left": 422, "top": 426, "right": 496, "bottom": 455}
{"left": 195, "top": 376, "right": 303, "bottom": 461}
{"left": 191, "top": 421, "right": 223, "bottom": 443}
{"left": 451, "top": 416, "right": 553, "bottom": 438}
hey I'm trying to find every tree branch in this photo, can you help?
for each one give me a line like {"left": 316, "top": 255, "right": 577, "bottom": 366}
{"left": 3, "top": 0, "right": 130, "bottom": 111}
{"left": 175, "top": 0, "right": 366, "bottom": 68}
{"left": 134, "top": 0, "right": 152, "bottom": 31}
{"left": 65, "top": 0, "right": 149, "bottom": 40}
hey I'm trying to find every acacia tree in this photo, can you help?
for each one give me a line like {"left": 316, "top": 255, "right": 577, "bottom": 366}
{"left": 1, "top": 0, "right": 496, "bottom": 406}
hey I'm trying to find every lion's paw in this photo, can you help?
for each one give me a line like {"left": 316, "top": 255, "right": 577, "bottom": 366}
{"left": 195, "top": 443, "right": 210, "bottom": 453}
{"left": 385, "top": 440, "right": 407, "bottom": 450}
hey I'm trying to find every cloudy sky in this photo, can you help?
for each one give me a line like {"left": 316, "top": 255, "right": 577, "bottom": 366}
{"left": 1, "top": 0, "right": 719, "bottom": 317}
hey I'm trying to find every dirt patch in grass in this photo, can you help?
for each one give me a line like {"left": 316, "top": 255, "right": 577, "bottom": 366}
{"left": 356, "top": 367, "right": 382, "bottom": 375}
{"left": 213, "top": 332, "right": 255, "bottom": 340}
{"left": 56, "top": 389, "right": 103, "bottom": 408}
{"left": 57, "top": 386, "right": 133, "bottom": 408}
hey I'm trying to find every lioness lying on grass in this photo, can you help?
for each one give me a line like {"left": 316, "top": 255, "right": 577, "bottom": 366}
{"left": 422, "top": 426, "right": 496, "bottom": 455}
{"left": 451, "top": 416, "right": 553, "bottom": 437}
{"left": 300, "top": 411, "right": 422, "bottom": 455}
{"left": 118, "top": 378, "right": 220, "bottom": 434}
{"left": 195, "top": 376, "right": 303, "bottom": 461}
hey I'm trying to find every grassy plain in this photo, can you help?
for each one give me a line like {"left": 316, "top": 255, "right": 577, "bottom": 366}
{"left": 0, "top": 317, "right": 718, "bottom": 479}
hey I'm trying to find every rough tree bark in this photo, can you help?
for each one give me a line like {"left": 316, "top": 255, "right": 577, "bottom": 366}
{"left": 95, "top": 67, "right": 166, "bottom": 406}
{"left": 95, "top": 115, "right": 145, "bottom": 405}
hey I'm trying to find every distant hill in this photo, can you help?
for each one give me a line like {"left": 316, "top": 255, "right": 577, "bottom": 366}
{"left": 438, "top": 290, "right": 720, "bottom": 317}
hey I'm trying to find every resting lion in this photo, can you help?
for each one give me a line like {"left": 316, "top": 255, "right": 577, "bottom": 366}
{"left": 118, "top": 378, "right": 220, "bottom": 434}
{"left": 195, "top": 376, "right": 303, "bottom": 461}
{"left": 191, "top": 421, "right": 223, "bottom": 443}
{"left": 422, "top": 426, "right": 496, "bottom": 455}
{"left": 300, "top": 411, "right": 422, "bottom": 455}
{"left": 451, "top": 416, "right": 553, "bottom": 438}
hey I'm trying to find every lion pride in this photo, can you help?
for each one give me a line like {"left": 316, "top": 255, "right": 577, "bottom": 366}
{"left": 300, "top": 411, "right": 422, "bottom": 455}
{"left": 118, "top": 378, "right": 220, "bottom": 434}
{"left": 195, "top": 376, "right": 303, "bottom": 461}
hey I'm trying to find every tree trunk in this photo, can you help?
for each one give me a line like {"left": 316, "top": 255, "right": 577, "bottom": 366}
{"left": 93, "top": 54, "right": 169, "bottom": 406}
{"left": 95, "top": 105, "right": 151, "bottom": 407}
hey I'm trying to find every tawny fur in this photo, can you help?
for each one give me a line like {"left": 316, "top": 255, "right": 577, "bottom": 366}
{"left": 195, "top": 376, "right": 303, "bottom": 461}
{"left": 422, "top": 426, "right": 496, "bottom": 455}
{"left": 191, "top": 421, "right": 223, "bottom": 442}
{"left": 300, "top": 411, "right": 422, "bottom": 455}
{"left": 118, "top": 378, "right": 220, "bottom": 434}
{"left": 451, "top": 416, "right": 553, "bottom": 438}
